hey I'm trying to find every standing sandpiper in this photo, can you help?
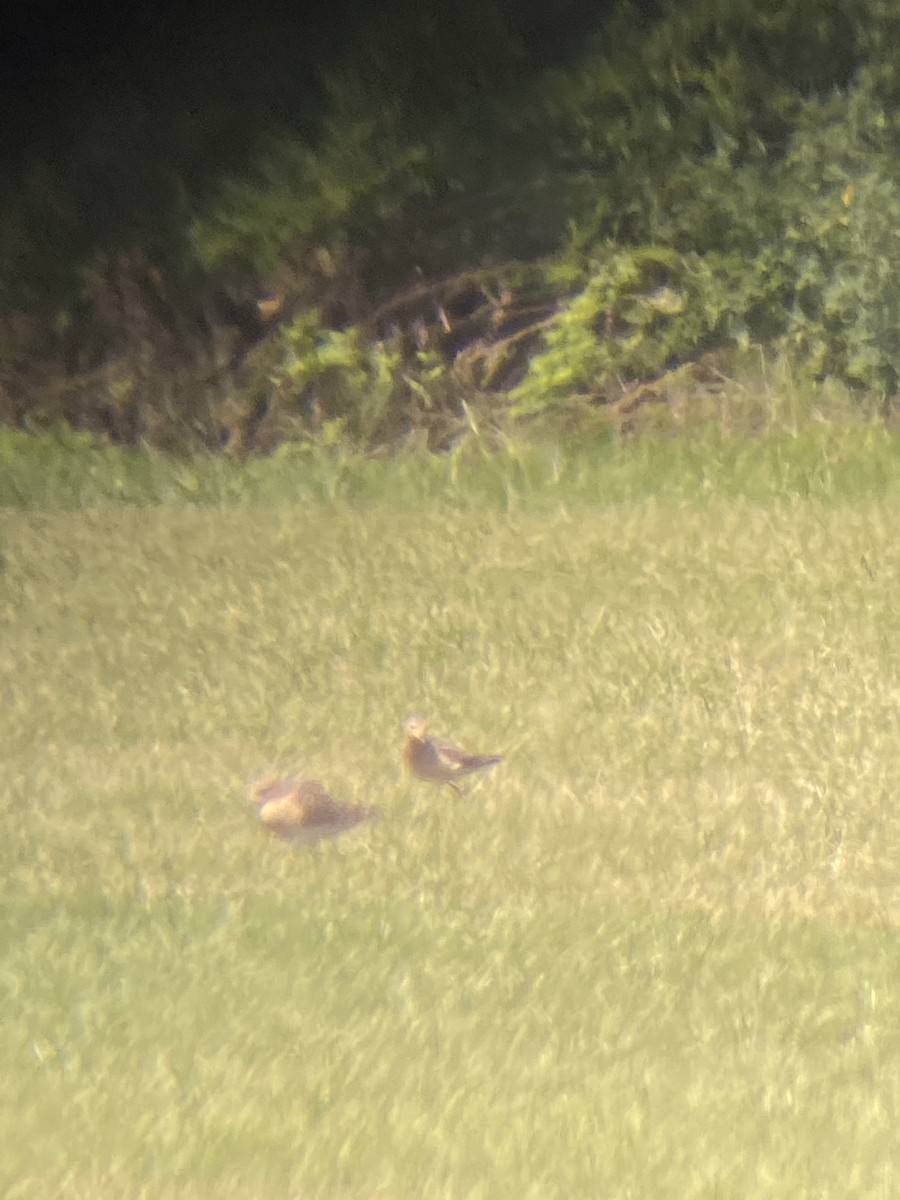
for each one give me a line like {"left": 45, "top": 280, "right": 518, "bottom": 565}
{"left": 402, "top": 714, "right": 502, "bottom": 794}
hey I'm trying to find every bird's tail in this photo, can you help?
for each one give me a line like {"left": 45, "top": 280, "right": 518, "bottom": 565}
{"left": 465, "top": 754, "right": 502, "bottom": 771}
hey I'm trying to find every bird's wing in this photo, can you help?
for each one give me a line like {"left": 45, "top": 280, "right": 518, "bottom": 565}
{"left": 301, "top": 792, "right": 348, "bottom": 827}
{"left": 433, "top": 737, "right": 482, "bottom": 772}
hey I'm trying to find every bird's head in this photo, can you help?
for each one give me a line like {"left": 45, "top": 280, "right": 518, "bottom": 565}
{"left": 403, "top": 714, "right": 429, "bottom": 741}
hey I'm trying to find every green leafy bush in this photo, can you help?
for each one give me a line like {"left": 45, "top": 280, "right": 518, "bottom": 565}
{"left": 268, "top": 316, "right": 405, "bottom": 448}
{"left": 192, "top": 82, "right": 431, "bottom": 282}
{"left": 774, "top": 72, "right": 900, "bottom": 396}
{"left": 7, "top": 0, "right": 900, "bottom": 454}
{"left": 511, "top": 245, "right": 767, "bottom": 414}
{"left": 514, "top": 47, "right": 900, "bottom": 414}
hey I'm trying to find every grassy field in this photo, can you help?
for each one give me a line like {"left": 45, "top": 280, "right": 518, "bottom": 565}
{"left": 6, "top": 430, "right": 900, "bottom": 1197}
